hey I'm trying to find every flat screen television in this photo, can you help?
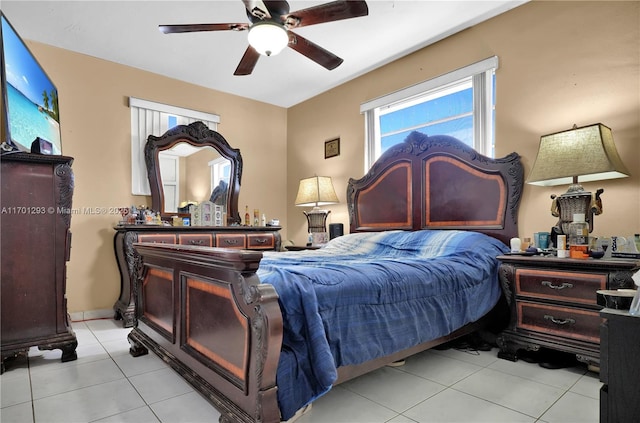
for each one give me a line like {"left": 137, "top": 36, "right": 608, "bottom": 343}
{"left": 1, "top": 11, "right": 62, "bottom": 154}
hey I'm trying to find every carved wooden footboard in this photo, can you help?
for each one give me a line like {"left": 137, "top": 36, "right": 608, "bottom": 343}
{"left": 127, "top": 243, "right": 283, "bottom": 423}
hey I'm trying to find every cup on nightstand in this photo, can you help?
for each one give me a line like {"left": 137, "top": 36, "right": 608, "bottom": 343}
{"left": 538, "top": 232, "right": 550, "bottom": 249}
{"left": 510, "top": 237, "right": 521, "bottom": 253}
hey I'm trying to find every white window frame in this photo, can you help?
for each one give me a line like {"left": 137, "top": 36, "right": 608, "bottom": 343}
{"left": 209, "top": 157, "right": 231, "bottom": 194}
{"left": 158, "top": 153, "right": 180, "bottom": 213}
{"left": 361, "top": 56, "right": 498, "bottom": 171}
{"left": 129, "top": 97, "right": 220, "bottom": 195}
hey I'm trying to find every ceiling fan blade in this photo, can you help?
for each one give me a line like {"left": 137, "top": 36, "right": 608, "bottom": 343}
{"left": 282, "top": 1, "right": 368, "bottom": 29}
{"left": 234, "top": 46, "right": 261, "bottom": 76}
{"left": 242, "top": 0, "right": 272, "bottom": 19}
{"left": 159, "top": 23, "right": 249, "bottom": 34}
{"left": 288, "top": 32, "right": 343, "bottom": 70}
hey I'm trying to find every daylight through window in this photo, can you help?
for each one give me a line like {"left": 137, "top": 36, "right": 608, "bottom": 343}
{"left": 361, "top": 57, "right": 498, "bottom": 171}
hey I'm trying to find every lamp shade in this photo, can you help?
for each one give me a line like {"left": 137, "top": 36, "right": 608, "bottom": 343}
{"left": 295, "top": 176, "right": 339, "bottom": 207}
{"left": 527, "top": 123, "right": 630, "bottom": 186}
{"left": 247, "top": 21, "right": 289, "bottom": 56}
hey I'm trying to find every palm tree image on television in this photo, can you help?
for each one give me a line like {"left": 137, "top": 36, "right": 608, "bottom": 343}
{"left": 2, "top": 13, "right": 62, "bottom": 154}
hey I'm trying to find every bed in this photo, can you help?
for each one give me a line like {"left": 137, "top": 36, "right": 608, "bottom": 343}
{"left": 127, "top": 131, "right": 524, "bottom": 423}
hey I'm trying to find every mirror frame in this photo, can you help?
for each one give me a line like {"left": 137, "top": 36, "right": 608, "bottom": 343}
{"left": 144, "top": 121, "right": 242, "bottom": 224}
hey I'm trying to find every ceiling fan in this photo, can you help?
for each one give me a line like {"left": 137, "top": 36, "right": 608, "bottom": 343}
{"left": 159, "top": 0, "right": 368, "bottom": 76}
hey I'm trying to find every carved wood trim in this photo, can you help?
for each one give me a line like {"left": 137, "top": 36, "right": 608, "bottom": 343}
{"left": 499, "top": 263, "right": 515, "bottom": 306}
{"left": 145, "top": 121, "right": 243, "bottom": 223}
{"left": 55, "top": 163, "right": 74, "bottom": 228}
{"left": 608, "top": 270, "right": 634, "bottom": 290}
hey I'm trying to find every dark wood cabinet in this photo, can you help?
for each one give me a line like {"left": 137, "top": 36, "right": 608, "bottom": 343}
{"left": 1, "top": 152, "right": 77, "bottom": 373}
{"left": 113, "top": 225, "right": 281, "bottom": 327}
{"left": 496, "top": 255, "right": 639, "bottom": 367}
{"left": 600, "top": 309, "right": 640, "bottom": 423}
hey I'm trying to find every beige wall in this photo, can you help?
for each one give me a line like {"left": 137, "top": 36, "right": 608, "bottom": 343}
{"left": 14, "top": 0, "right": 640, "bottom": 313}
{"left": 287, "top": 0, "right": 640, "bottom": 246}
{"left": 25, "top": 43, "right": 288, "bottom": 313}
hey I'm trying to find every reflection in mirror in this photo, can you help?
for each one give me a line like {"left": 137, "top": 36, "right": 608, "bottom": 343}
{"left": 208, "top": 157, "right": 230, "bottom": 207}
{"left": 145, "top": 122, "right": 242, "bottom": 223}
{"left": 158, "top": 145, "right": 231, "bottom": 213}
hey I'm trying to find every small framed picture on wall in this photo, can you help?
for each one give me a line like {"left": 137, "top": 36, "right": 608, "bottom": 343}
{"left": 324, "top": 137, "right": 340, "bottom": 159}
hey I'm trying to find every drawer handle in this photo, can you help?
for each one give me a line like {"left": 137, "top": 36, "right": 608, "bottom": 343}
{"left": 544, "top": 315, "right": 576, "bottom": 326}
{"left": 541, "top": 281, "right": 573, "bottom": 290}
{"left": 223, "top": 239, "right": 239, "bottom": 245}
{"left": 254, "top": 238, "right": 267, "bottom": 244}
{"left": 189, "top": 239, "right": 204, "bottom": 245}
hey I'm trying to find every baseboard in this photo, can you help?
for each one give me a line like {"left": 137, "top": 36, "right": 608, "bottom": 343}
{"left": 69, "top": 308, "right": 113, "bottom": 322}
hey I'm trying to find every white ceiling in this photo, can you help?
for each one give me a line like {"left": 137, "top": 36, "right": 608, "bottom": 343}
{"left": 2, "top": 1, "right": 527, "bottom": 108}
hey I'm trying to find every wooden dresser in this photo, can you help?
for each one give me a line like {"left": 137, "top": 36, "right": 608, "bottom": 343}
{"left": 496, "top": 255, "right": 640, "bottom": 367}
{"left": 1, "top": 153, "right": 77, "bottom": 373}
{"left": 113, "top": 225, "right": 281, "bottom": 327}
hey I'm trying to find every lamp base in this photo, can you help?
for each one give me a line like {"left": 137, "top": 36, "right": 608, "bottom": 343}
{"left": 551, "top": 187, "right": 603, "bottom": 235}
{"left": 304, "top": 209, "right": 331, "bottom": 233}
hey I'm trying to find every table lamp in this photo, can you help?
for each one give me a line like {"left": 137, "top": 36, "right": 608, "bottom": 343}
{"left": 295, "top": 176, "right": 339, "bottom": 233}
{"left": 527, "top": 123, "right": 630, "bottom": 235}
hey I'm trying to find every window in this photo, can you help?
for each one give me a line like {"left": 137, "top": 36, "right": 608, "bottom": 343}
{"left": 209, "top": 157, "right": 231, "bottom": 192}
{"left": 129, "top": 97, "right": 220, "bottom": 195}
{"left": 361, "top": 56, "right": 497, "bottom": 170}
{"left": 159, "top": 153, "right": 179, "bottom": 212}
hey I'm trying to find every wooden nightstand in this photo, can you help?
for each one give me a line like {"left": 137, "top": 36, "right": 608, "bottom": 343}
{"left": 496, "top": 255, "right": 640, "bottom": 367}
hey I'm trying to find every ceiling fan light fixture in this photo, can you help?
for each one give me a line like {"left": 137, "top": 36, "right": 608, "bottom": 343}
{"left": 248, "top": 21, "right": 288, "bottom": 56}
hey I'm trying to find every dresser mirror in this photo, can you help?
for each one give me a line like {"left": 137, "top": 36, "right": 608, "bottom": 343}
{"left": 145, "top": 121, "right": 242, "bottom": 223}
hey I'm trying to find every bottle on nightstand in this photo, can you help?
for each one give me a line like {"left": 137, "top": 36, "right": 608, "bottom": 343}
{"left": 569, "top": 213, "right": 589, "bottom": 259}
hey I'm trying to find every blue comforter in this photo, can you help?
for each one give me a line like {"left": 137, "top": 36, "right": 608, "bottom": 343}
{"left": 256, "top": 230, "right": 508, "bottom": 420}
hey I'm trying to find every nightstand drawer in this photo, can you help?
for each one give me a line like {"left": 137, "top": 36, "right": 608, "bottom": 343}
{"left": 517, "top": 301, "right": 602, "bottom": 343}
{"left": 247, "top": 233, "right": 275, "bottom": 249}
{"left": 216, "top": 234, "right": 246, "bottom": 249}
{"left": 138, "top": 234, "right": 177, "bottom": 244}
{"left": 515, "top": 268, "right": 606, "bottom": 305}
{"left": 178, "top": 234, "right": 213, "bottom": 247}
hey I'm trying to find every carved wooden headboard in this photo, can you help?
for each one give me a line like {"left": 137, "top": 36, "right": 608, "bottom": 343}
{"left": 347, "top": 132, "right": 524, "bottom": 245}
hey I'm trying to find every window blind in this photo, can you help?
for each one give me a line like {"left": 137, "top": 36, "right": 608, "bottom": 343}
{"left": 129, "top": 97, "right": 220, "bottom": 195}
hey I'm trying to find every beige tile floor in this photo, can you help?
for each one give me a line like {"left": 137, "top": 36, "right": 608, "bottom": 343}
{"left": 0, "top": 319, "right": 601, "bottom": 423}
